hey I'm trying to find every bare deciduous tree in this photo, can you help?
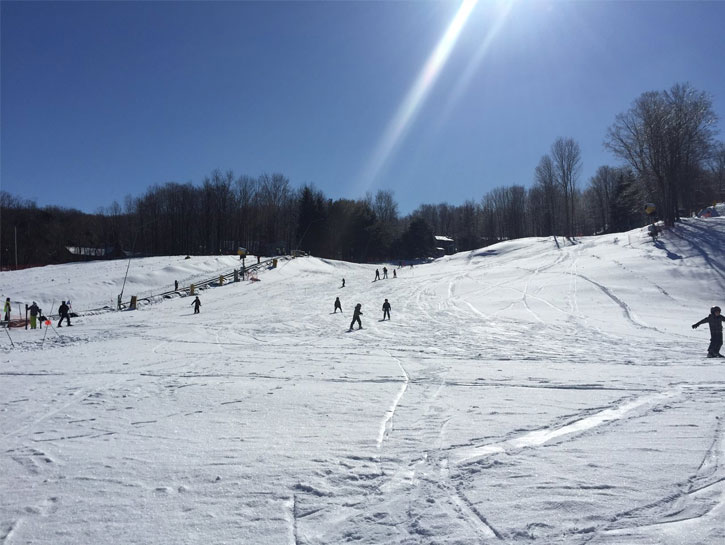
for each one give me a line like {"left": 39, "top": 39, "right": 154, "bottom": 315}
{"left": 606, "top": 83, "right": 717, "bottom": 225}
{"left": 550, "top": 137, "right": 581, "bottom": 237}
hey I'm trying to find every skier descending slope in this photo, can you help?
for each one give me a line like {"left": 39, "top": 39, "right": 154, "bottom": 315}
{"left": 349, "top": 303, "right": 363, "bottom": 331}
{"left": 334, "top": 297, "right": 342, "bottom": 313}
{"left": 692, "top": 306, "right": 724, "bottom": 357}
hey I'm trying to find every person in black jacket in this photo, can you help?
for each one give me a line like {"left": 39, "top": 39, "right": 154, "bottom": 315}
{"left": 192, "top": 296, "right": 201, "bottom": 314}
{"left": 58, "top": 301, "right": 71, "bottom": 327}
{"left": 349, "top": 303, "right": 363, "bottom": 331}
{"left": 692, "top": 306, "right": 724, "bottom": 358}
{"left": 334, "top": 297, "right": 342, "bottom": 313}
{"left": 382, "top": 299, "right": 391, "bottom": 320}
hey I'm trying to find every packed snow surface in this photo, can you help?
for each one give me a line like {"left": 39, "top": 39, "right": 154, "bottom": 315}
{"left": 2, "top": 217, "right": 724, "bottom": 544}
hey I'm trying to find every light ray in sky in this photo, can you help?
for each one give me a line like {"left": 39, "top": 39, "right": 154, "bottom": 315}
{"left": 358, "top": 0, "right": 479, "bottom": 193}
{"left": 437, "top": 1, "right": 514, "bottom": 128}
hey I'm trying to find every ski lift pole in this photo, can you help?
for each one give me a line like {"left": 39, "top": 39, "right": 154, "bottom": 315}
{"left": 41, "top": 321, "right": 50, "bottom": 347}
{"left": 3, "top": 325, "right": 14, "bottom": 348}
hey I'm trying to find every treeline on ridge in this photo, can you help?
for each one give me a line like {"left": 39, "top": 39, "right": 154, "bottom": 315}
{"left": 1, "top": 83, "right": 723, "bottom": 269}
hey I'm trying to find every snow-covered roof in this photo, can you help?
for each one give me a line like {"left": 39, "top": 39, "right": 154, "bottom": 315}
{"left": 435, "top": 235, "right": 454, "bottom": 242}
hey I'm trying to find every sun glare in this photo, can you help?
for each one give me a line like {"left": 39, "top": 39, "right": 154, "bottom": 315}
{"left": 358, "top": 0, "right": 479, "bottom": 193}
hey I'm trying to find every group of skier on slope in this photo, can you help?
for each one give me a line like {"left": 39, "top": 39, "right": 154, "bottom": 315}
{"left": 334, "top": 296, "right": 391, "bottom": 331}
{"left": 335, "top": 270, "right": 397, "bottom": 331}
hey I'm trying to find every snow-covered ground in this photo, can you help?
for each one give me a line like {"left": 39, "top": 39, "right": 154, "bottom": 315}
{"left": 1, "top": 217, "right": 724, "bottom": 544}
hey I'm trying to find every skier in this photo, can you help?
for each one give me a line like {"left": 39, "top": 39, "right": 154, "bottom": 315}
{"left": 192, "top": 296, "right": 201, "bottom": 314}
{"left": 393, "top": 270, "right": 397, "bottom": 279}
{"left": 175, "top": 280, "right": 179, "bottom": 291}
{"left": 29, "top": 302, "right": 40, "bottom": 329}
{"left": 383, "top": 267, "right": 388, "bottom": 279}
{"left": 374, "top": 269, "right": 380, "bottom": 281}
{"left": 341, "top": 278, "right": 345, "bottom": 288}
{"left": 334, "top": 297, "right": 342, "bottom": 313}
{"left": 3, "top": 297, "right": 10, "bottom": 322}
{"left": 58, "top": 301, "right": 71, "bottom": 327}
{"left": 382, "top": 299, "right": 391, "bottom": 320}
{"left": 349, "top": 303, "right": 363, "bottom": 331}
{"left": 648, "top": 224, "right": 659, "bottom": 242}
{"left": 692, "top": 306, "right": 724, "bottom": 358}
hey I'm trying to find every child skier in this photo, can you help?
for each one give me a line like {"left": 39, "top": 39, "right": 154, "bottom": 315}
{"left": 349, "top": 303, "right": 363, "bottom": 331}
{"left": 382, "top": 299, "right": 391, "bottom": 320}
{"left": 334, "top": 297, "right": 342, "bottom": 313}
{"left": 692, "top": 306, "right": 724, "bottom": 358}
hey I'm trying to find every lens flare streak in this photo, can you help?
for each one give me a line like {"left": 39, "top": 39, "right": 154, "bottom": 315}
{"left": 359, "top": 0, "right": 479, "bottom": 191}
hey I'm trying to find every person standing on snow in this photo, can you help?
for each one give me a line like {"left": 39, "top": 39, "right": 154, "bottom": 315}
{"left": 692, "top": 306, "right": 724, "bottom": 358}
{"left": 191, "top": 296, "right": 201, "bottom": 314}
{"left": 29, "top": 302, "right": 40, "bottom": 329}
{"left": 58, "top": 301, "right": 71, "bottom": 327}
{"left": 374, "top": 269, "right": 380, "bottom": 281}
{"left": 382, "top": 299, "right": 391, "bottom": 320}
{"left": 3, "top": 298, "right": 10, "bottom": 322}
{"left": 334, "top": 297, "right": 342, "bottom": 313}
{"left": 341, "top": 278, "right": 345, "bottom": 288}
{"left": 349, "top": 303, "right": 363, "bottom": 331}
{"left": 382, "top": 267, "right": 388, "bottom": 279}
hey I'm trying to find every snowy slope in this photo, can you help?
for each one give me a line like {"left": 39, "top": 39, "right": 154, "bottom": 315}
{"left": 1, "top": 217, "right": 724, "bottom": 545}
{"left": 1, "top": 254, "right": 252, "bottom": 312}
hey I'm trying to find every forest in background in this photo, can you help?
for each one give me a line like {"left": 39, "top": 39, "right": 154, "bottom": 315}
{"left": 2, "top": 83, "right": 724, "bottom": 269}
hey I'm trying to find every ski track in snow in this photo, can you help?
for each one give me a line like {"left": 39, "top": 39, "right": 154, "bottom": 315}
{"left": 376, "top": 353, "right": 410, "bottom": 449}
{"left": 450, "top": 389, "right": 681, "bottom": 466}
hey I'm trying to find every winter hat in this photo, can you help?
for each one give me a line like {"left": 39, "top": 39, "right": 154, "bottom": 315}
{"left": 713, "top": 306, "right": 721, "bottom": 313}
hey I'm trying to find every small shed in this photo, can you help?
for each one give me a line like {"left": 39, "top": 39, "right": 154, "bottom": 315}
{"left": 434, "top": 235, "right": 456, "bottom": 256}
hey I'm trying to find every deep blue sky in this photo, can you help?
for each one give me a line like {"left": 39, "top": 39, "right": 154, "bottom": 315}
{"left": 2, "top": 1, "right": 724, "bottom": 215}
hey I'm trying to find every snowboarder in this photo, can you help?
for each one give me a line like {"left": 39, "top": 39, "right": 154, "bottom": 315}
{"left": 382, "top": 299, "right": 391, "bottom": 320}
{"left": 29, "top": 302, "right": 40, "bottom": 329}
{"left": 192, "top": 296, "right": 201, "bottom": 314}
{"left": 349, "top": 303, "right": 363, "bottom": 331}
{"left": 383, "top": 267, "right": 388, "bottom": 279}
{"left": 375, "top": 269, "right": 380, "bottom": 281}
{"left": 692, "top": 306, "right": 724, "bottom": 358}
{"left": 341, "top": 278, "right": 345, "bottom": 288}
{"left": 334, "top": 297, "right": 342, "bottom": 313}
{"left": 3, "top": 298, "right": 10, "bottom": 322}
{"left": 57, "top": 301, "right": 71, "bottom": 327}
